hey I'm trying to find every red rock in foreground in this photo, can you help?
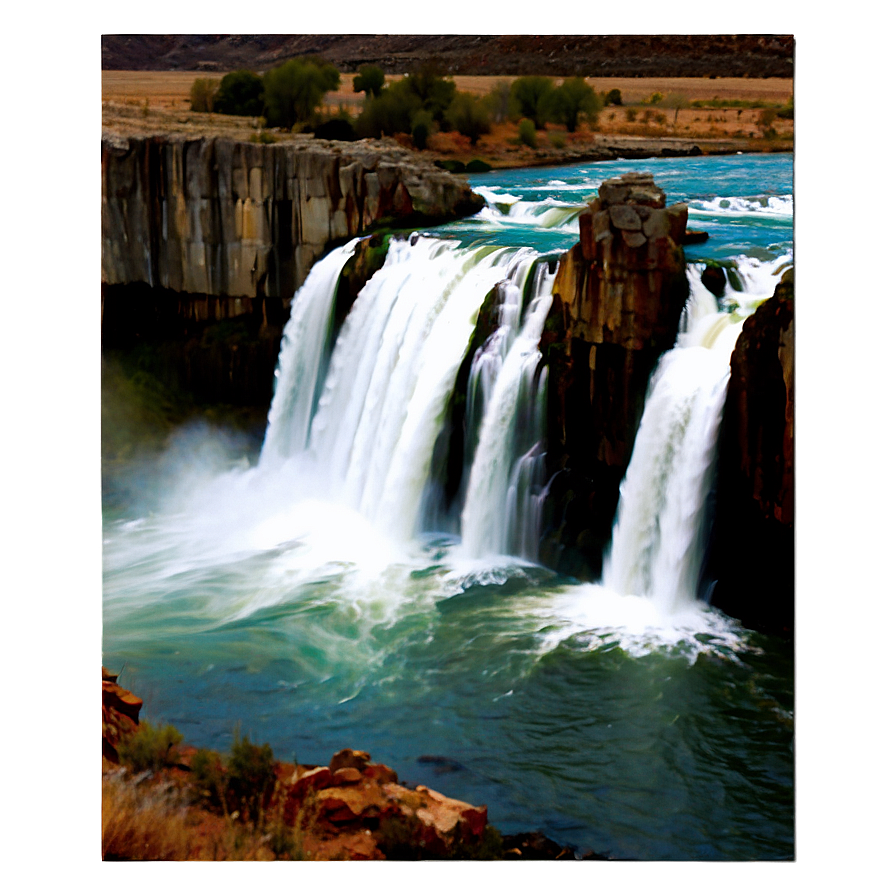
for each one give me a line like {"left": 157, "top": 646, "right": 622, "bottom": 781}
{"left": 102, "top": 670, "right": 494, "bottom": 860}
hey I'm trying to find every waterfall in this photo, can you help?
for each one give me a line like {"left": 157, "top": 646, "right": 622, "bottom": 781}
{"left": 460, "top": 260, "right": 556, "bottom": 559}
{"left": 260, "top": 234, "right": 550, "bottom": 545}
{"left": 259, "top": 239, "right": 359, "bottom": 466}
{"left": 601, "top": 255, "right": 790, "bottom": 612}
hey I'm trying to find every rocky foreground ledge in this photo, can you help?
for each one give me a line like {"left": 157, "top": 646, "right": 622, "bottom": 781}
{"left": 102, "top": 669, "right": 599, "bottom": 861}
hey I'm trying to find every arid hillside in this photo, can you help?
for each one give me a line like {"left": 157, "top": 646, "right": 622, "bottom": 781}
{"left": 101, "top": 34, "right": 794, "bottom": 78}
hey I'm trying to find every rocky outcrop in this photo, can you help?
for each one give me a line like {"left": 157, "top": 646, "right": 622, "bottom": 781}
{"left": 102, "top": 133, "right": 482, "bottom": 306}
{"left": 539, "top": 172, "right": 690, "bottom": 578}
{"left": 706, "top": 273, "right": 794, "bottom": 634}
{"left": 102, "top": 666, "right": 142, "bottom": 763}
{"left": 101, "top": 133, "right": 483, "bottom": 407}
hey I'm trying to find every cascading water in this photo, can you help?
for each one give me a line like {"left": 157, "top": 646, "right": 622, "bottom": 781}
{"left": 259, "top": 235, "right": 553, "bottom": 544}
{"left": 259, "top": 239, "right": 359, "bottom": 466}
{"left": 460, "top": 260, "right": 556, "bottom": 559}
{"left": 103, "top": 155, "right": 795, "bottom": 861}
{"left": 601, "top": 253, "right": 791, "bottom": 613}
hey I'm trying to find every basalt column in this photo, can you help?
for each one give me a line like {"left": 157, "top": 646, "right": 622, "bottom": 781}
{"left": 705, "top": 272, "right": 794, "bottom": 635}
{"left": 539, "top": 172, "right": 690, "bottom": 579}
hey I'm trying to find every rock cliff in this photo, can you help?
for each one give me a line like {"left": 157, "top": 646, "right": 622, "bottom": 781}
{"left": 101, "top": 133, "right": 483, "bottom": 406}
{"left": 706, "top": 273, "right": 794, "bottom": 634}
{"left": 539, "top": 173, "right": 690, "bottom": 577}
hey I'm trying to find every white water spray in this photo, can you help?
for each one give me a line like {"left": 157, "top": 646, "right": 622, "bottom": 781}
{"left": 259, "top": 239, "right": 359, "bottom": 466}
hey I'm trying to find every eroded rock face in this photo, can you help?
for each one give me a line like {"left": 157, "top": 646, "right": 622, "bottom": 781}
{"left": 540, "top": 172, "right": 690, "bottom": 578}
{"left": 102, "top": 134, "right": 483, "bottom": 305}
{"left": 101, "top": 134, "right": 482, "bottom": 407}
{"left": 102, "top": 667, "right": 143, "bottom": 763}
{"left": 706, "top": 273, "right": 794, "bottom": 634}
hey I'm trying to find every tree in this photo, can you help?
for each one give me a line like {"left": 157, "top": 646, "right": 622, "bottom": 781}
{"left": 262, "top": 58, "right": 340, "bottom": 129}
{"left": 483, "top": 81, "right": 512, "bottom": 123}
{"left": 190, "top": 78, "right": 218, "bottom": 113}
{"left": 662, "top": 92, "right": 690, "bottom": 127}
{"left": 212, "top": 70, "right": 264, "bottom": 117}
{"left": 549, "top": 77, "right": 602, "bottom": 132}
{"left": 510, "top": 76, "right": 556, "bottom": 130}
{"left": 355, "top": 83, "right": 422, "bottom": 137}
{"left": 353, "top": 65, "right": 385, "bottom": 98}
{"left": 404, "top": 64, "right": 457, "bottom": 128}
{"left": 445, "top": 92, "right": 492, "bottom": 146}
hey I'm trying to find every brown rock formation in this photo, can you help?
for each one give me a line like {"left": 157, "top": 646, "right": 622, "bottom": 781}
{"left": 706, "top": 273, "right": 794, "bottom": 633}
{"left": 540, "top": 172, "right": 690, "bottom": 578}
{"left": 102, "top": 133, "right": 482, "bottom": 308}
{"left": 102, "top": 667, "right": 143, "bottom": 763}
{"left": 101, "top": 133, "right": 482, "bottom": 407}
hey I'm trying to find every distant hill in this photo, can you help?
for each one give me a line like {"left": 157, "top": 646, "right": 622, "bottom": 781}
{"left": 101, "top": 34, "right": 794, "bottom": 78}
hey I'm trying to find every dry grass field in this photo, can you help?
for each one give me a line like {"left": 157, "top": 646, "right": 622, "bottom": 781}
{"left": 102, "top": 71, "right": 793, "bottom": 167}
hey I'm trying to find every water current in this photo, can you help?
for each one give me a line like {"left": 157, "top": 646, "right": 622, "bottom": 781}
{"left": 102, "top": 152, "right": 794, "bottom": 860}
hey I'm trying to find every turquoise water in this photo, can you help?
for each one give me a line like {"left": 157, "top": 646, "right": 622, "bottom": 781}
{"left": 103, "top": 152, "right": 794, "bottom": 860}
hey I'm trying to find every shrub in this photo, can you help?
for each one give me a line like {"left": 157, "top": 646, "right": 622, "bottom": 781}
{"left": 510, "top": 76, "right": 555, "bottom": 129}
{"left": 777, "top": 97, "right": 794, "bottom": 119}
{"left": 549, "top": 131, "right": 566, "bottom": 148}
{"left": 518, "top": 117, "right": 537, "bottom": 147}
{"left": 213, "top": 70, "right": 264, "bottom": 116}
{"left": 625, "top": 107, "right": 638, "bottom": 122}
{"left": 190, "top": 748, "right": 228, "bottom": 809}
{"left": 118, "top": 722, "right": 183, "bottom": 774}
{"left": 465, "top": 159, "right": 492, "bottom": 173}
{"left": 446, "top": 92, "right": 492, "bottom": 146}
{"left": 263, "top": 58, "right": 340, "bottom": 130}
{"left": 356, "top": 85, "right": 420, "bottom": 137}
{"left": 190, "top": 78, "right": 218, "bottom": 113}
{"left": 227, "top": 731, "right": 277, "bottom": 823}
{"left": 758, "top": 108, "right": 778, "bottom": 127}
{"left": 411, "top": 109, "right": 434, "bottom": 149}
{"left": 605, "top": 87, "right": 623, "bottom": 106}
{"left": 435, "top": 159, "right": 466, "bottom": 173}
{"left": 353, "top": 64, "right": 385, "bottom": 98}
{"left": 549, "top": 77, "right": 602, "bottom": 132}
{"left": 645, "top": 91, "right": 664, "bottom": 105}
{"left": 313, "top": 117, "right": 357, "bottom": 141}
{"left": 102, "top": 772, "right": 193, "bottom": 860}
{"left": 484, "top": 81, "right": 512, "bottom": 123}
{"left": 249, "top": 130, "right": 277, "bottom": 144}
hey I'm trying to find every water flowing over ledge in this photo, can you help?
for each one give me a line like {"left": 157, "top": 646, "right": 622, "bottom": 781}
{"left": 103, "top": 153, "right": 794, "bottom": 860}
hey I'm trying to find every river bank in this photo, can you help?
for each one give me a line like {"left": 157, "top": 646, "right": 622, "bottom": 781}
{"left": 103, "top": 668, "right": 601, "bottom": 860}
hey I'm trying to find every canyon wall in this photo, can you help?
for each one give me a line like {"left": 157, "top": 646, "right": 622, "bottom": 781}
{"left": 539, "top": 173, "right": 690, "bottom": 578}
{"left": 706, "top": 273, "right": 795, "bottom": 634}
{"left": 101, "top": 133, "right": 483, "bottom": 405}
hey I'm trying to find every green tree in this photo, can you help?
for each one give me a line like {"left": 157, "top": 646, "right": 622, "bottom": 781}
{"left": 356, "top": 83, "right": 422, "bottom": 137}
{"left": 510, "top": 76, "right": 556, "bottom": 130}
{"left": 549, "top": 77, "right": 602, "bottom": 132}
{"left": 353, "top": 64, "right": 385, "bottom": 98}
{"left": 445, "top": 92, "right": 492, "bottom": 146}
{"left": 403, "top": 64, "right": 457, "bottom": 127}
{"left": 213, "top": 70, "right": 264, "bottom": 116}
{"left": 262, "top": 58, "right": 340, "bottom": 129}
{"left": 189, "top": 78, "right": 218, "bottom": 113}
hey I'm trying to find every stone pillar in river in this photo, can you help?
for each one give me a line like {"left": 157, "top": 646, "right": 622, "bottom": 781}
{"left": 539, "top": 172, "right": 690, "bottom": 578}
